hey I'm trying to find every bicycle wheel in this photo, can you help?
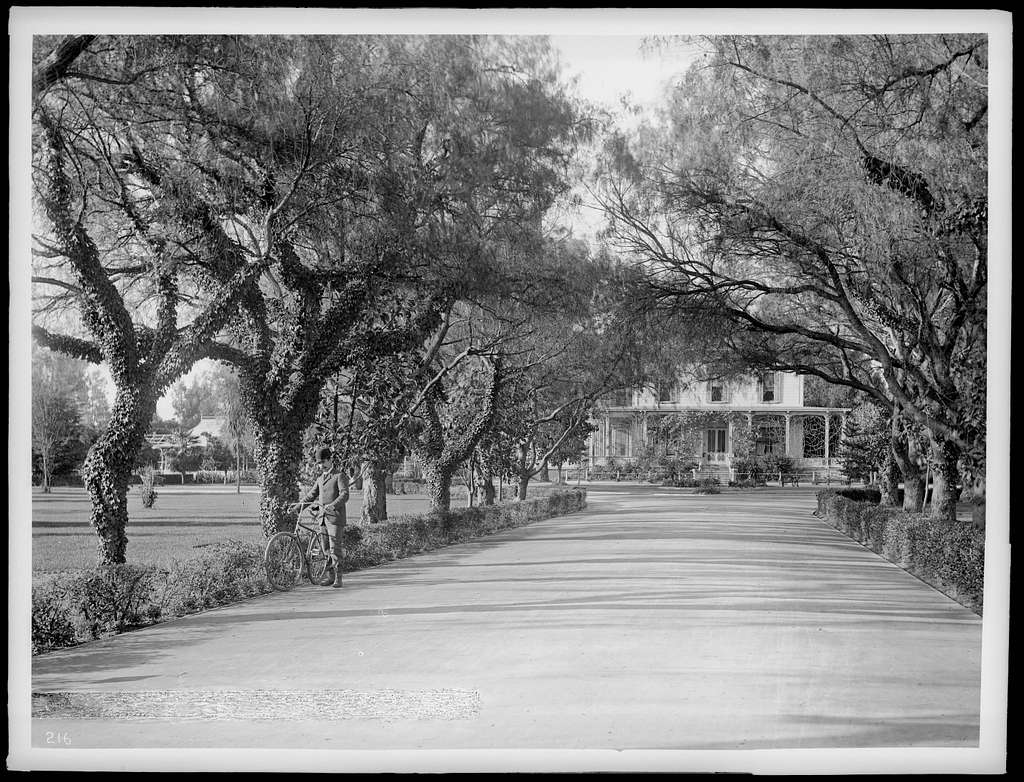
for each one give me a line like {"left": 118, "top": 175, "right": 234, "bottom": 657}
{"left": 307, "top": 532, "right": 336, "bottom": 586}
{"left": 265, "top": 532, "right": 304, "bottom": 591}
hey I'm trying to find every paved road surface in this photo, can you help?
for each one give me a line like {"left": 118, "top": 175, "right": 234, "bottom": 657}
{"left": 26, "top": 485, "right": 984, "bottom": 766}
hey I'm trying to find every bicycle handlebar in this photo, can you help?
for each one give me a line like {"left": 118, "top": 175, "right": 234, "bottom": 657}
{"left": 289, "top": 501, "right": 325, "bottom": 531}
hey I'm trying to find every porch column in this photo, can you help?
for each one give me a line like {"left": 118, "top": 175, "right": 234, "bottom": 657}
{"left": 605, "top": 417, "right": 612, "bottom": 459}
{"left": 824, "top": 413, "right": 831, "bottom": 463}
{"left": 784, "top": 413, "right": 792, "bottom": 456}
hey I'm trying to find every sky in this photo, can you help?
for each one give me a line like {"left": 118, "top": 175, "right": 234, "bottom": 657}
{"left": 551, "top": 35, "right": 691, "bottom": 114}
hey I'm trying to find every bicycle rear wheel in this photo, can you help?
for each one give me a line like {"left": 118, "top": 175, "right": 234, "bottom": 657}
{"left": 265, "top": 532, "right": 304, "bottom": 591}
{"left": 307, "top": 533, "right": 336, "bottom": 586}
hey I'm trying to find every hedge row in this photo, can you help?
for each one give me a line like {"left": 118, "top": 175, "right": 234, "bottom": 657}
{"left": 815, "top": 490, "right": 984, "bottom": 615}
{"left": 32, "top": 488, "right": 588, "bottom": 655}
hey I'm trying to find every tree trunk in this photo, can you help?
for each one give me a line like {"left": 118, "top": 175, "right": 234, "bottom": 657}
{"left": 879, "top": 441, "right": 902, "bottom": 506}
{"left": 894, "top": 428, "right": 925, "bottom": 512}
{"left": 423, "top": 464, "right": 454, "bottom": 514}
{"left": 475, "top": 472, "right": 496, "bottom": 506}
{"left": 971, "top": 473, "right": 986, "bottom": 531}
{"left": 927, "top": 433, "right": 960, "bottom": 523}
{"left": 538, "top": 460, "right": 550, "bottom": 482}
{"left": 360, "top": 460, "right": 388, "bottom": 524}
{"left": 80, "top": 386, "right": 156, "bottom": 564}
{"left": 253, "top": 423, "right": 305, "bottom": 538}
{"left": 41, "top": 448, "right": 53, "bottom": 494}
{"left": 516, "top": 472, "right": 531, "bottom": 501}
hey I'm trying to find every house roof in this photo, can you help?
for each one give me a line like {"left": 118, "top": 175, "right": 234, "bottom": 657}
{"left": 192, "top": 416, "right": 229, "bottom": 442}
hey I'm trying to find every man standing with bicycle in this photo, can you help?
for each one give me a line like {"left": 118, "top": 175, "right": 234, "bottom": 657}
{"left": 289, "top": 446, "right": 348, "bottom": 588}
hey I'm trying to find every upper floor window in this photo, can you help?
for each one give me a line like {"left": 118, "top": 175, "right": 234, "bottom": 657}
{"left": 760, "top": 372, "right": 779, "bottom": 403}
{"left": 704, "top": 380, "right": 729, "bottom": 403}
{"left": 612, "top": 389, "right": 630, "bottom": 407}
{"left": 708, "top": 380, "right": 727, "bottom": 403}
{"left": 658, "top": 381, "right": 675, "bottom": 403}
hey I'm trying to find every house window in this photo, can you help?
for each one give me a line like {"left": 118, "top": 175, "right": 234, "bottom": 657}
{"left": 611, "top": 389, "right": 630, "bottom": 407}
{"left": 659, "top": 382, "right": 674, "bottom": 403}
{"left": 761, "top": 372, "right": 777, "bottom": 403}
{"left": 708, "top": 380, "right": 725, "bottom": 402}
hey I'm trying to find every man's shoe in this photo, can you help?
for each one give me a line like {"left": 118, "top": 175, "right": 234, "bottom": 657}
{"left": 332, "top": 572, "right": 343, "bottom": 588}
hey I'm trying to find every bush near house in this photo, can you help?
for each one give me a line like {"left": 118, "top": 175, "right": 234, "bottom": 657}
{"left": 815, "top": 489, "right": 984, "bottom": 615}
{"left": 32, "top": 488, "right": 587, "bottom": 655}
{"left": 692, "top": 478, "right": 721, "bottom": 495}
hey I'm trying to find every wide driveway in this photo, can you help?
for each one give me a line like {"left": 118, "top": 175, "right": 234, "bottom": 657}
{"left": 28, "top": 485, "right": 983, "bottom": 760}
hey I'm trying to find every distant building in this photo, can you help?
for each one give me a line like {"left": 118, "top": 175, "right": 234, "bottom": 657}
{"left": 589, "top": 369, "right": 850, "bottom": 480}
{"left": 142, "top": 416, "right": 228, "bottom": 472}
{"left": 191, "top": 415, "right": 230, "bottom": 448}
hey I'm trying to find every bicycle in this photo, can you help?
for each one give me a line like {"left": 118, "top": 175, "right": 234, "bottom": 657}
{"left": 264, "top": 502, "right": 337, "bottom": 590}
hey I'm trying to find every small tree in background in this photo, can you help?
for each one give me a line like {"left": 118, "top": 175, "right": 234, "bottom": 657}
{"left": 32, "top": 348, "right": 88, "bottom": 492}
{"left": 139, "top": 466, "right": 158, "bottom": 508}
{"left": 838, "top": 404, "right": 890, "bottom": 485}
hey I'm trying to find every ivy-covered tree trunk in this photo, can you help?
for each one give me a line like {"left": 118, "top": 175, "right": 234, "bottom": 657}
{"left": 81, "top": 386, "right": 158, "bottom": 564}
{"left": 422, "top": 463, "right": 454, "bottom": 514}
{"left": 892, "top": 423, "right": 925, "bottom": 512}
{"left": 927, "top": 434, "right": 961, "bottom": 523}
{"left": 411, "top": 360, "right": 501, "bottom": 515}
{"left": 360, "top": 460, "right": 389, "bottom": 524}
{"left": 510, "top": 442, "right": 535, "bottom": 502}
{"left": 253, "top": 422, "right": 306, "bottom": 538}
{"left": 475, "top": 473, "right": 496, "bottom": 506}
{"left": 878, "top": 443, "right": 902, "bottom": 506}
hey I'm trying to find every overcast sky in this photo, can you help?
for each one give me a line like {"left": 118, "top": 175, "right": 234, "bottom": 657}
{"left": 550, "top": 35, "right": 692, "bottom": 113}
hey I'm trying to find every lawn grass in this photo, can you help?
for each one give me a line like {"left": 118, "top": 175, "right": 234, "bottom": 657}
{"left": 31, "top": 486, "right": 437, "bottom": 574}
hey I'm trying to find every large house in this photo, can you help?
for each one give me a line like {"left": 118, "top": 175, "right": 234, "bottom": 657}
{"left": 588, "top": 370, "right": 850, "bottom": 480}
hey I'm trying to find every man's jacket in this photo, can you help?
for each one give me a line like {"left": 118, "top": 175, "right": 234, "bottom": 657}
{"left": 301, "top": 471, "right": 349, "bottom": 524}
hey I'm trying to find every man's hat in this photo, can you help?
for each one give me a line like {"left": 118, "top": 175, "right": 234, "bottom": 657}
{"left": 316, "top": 446, "right": 333, "bottom": 461}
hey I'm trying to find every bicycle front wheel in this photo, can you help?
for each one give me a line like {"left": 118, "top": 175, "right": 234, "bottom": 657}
{"left": 265, "top": 532, "right": 304, "bottom": 591}
{"left": 307, "top": 533, "right": 336, "bottom": 586}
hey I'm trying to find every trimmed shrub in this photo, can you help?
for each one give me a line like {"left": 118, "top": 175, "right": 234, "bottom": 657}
{"left": 71, "top": 564, "right": 163, "bottom": 638}
{"left": 31, "top": 577, "right": 78, "bottom": 654}
{"left": 158, "top": 541, "right": 268, "bottom": 616}
{"left": 693, "top": 478, "right": 721, "bottom": 495}
{"left": 728, "top": 478, "right": 764, "bottom": 489}
{"left": 32, "top": 544, "right": 273, "bottom": 655}
{"left": 837, "top": 487, "right": 882, "bottom": 504}
{"left": 815, "top": 490, "right": 984, "bottom": 615}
